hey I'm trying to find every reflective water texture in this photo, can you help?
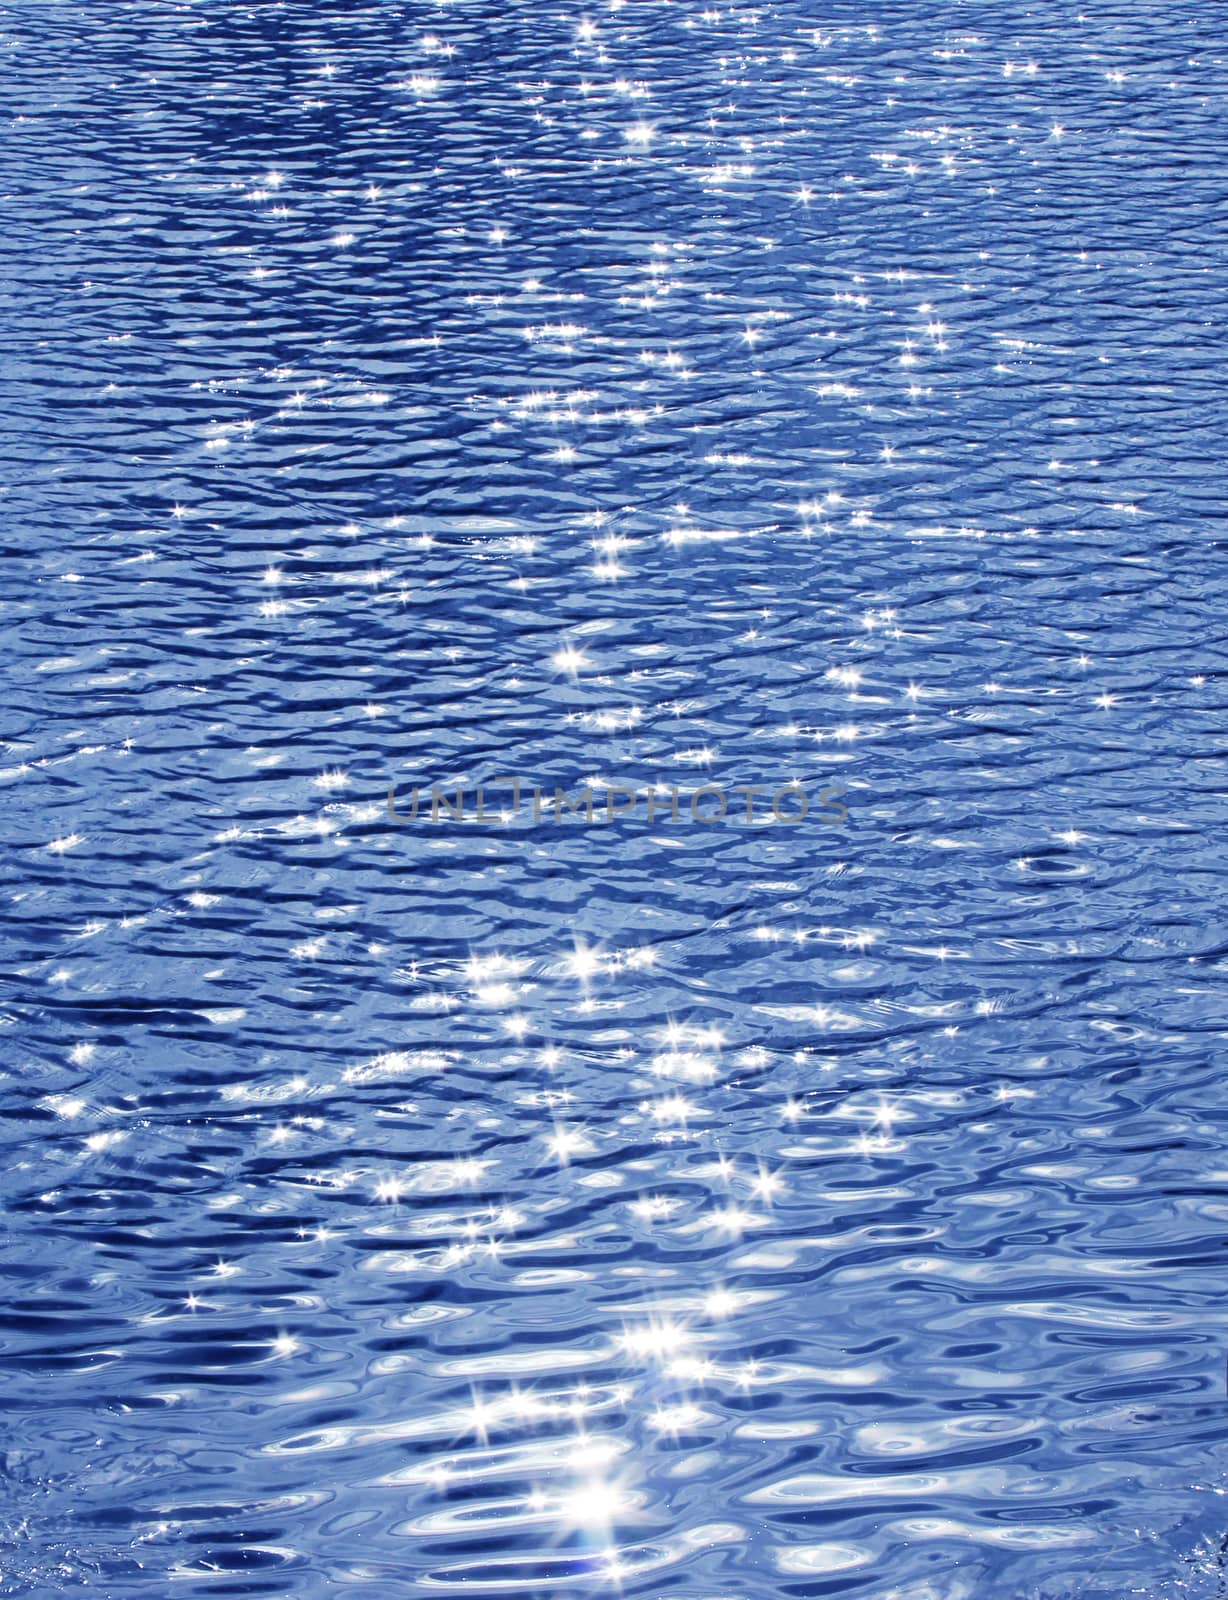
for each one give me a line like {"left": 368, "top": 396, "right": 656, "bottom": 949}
{"left": 3, "top": 0, "right": 1228, "bottom": 1595}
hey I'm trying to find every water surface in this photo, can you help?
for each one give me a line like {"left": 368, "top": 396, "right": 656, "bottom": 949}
{"left": 3, "top": 1, "right": 1228, "bottom": 1595}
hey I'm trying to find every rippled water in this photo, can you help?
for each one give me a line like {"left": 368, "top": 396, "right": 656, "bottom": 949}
{"left": 4, "top": 1, "right": 1228, "bottom": 1595}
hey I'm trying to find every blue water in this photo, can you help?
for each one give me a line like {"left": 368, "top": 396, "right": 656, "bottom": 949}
{"left": 4, "top": 1, "right": 1228, "bottom": 1595}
